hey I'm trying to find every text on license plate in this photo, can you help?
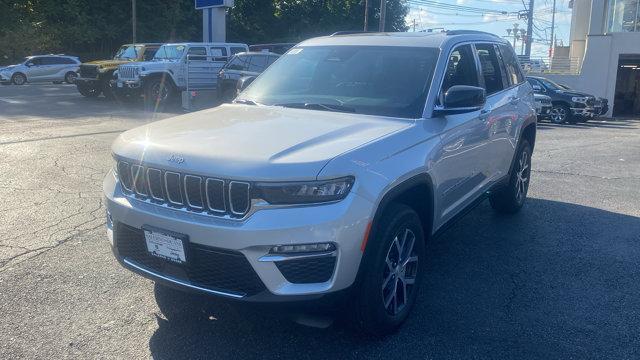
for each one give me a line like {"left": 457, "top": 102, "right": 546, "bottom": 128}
{"left": 144, "top": 230, "right": 186, "bottom": 264}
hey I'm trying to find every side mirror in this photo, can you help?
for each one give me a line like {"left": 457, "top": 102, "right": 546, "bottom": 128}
{"left": 26, "top": 62, "right": 34, "bottom": 67}
{"left": 532, "top": 84, "right": 542, "bottom": 92}
{"left": 434, "top": 85, "right": 486, "bottom": 116}
{"left": 236, "top": 76, "right": 256, "bottom": 93}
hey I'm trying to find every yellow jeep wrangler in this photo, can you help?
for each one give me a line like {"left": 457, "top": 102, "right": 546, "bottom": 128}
{"left": 75, "top": 43, "right": 161, "bottom": 98}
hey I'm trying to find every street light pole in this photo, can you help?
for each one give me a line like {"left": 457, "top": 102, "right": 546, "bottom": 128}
{"left": 549, "top": 0, "right": 557, "bottom": 58}
{"left": 132, "top": 0, "right": 137, "bottom": 46}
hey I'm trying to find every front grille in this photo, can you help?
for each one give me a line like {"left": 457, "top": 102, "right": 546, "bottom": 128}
{"left": 115, "top": 223, "right": 266, "bottom": 296}
{"left": 275, "top": 256, "right": 336, "bottom": 284}
{"left": 118, "top": 65, "right": 138, "bottom": 80}
{"left": 586, "top": 98, "right": 595, "bottom": 107}
{"left": 117, "top": 161, "right": 251, "bottom": 218}
{"left": 79, "top": 65, "right": 99, "bottom": 79}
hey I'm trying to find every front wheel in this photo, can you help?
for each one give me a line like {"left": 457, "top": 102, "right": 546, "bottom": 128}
{"left": 352, "top": 203, "right": 425, "bottom": 336}
{"left": 76, "top": 82, "right": 101, "bottom": 98}
{"left": 490, "top": 140, "right": 532, "bottom": 214}
{"left": 549, "top": 104, "right": 571, "bottom": 124}
{"left": 144, "top": 77, "right": 175, "bottom": 111}
{"left": 11, "top": 73, "right": 26, "bottom": 85}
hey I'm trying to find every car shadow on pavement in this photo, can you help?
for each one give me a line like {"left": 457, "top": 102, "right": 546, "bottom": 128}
{"left": 148, "top": 198, "right": 640, "bottom": 359}
{"left": 537, "top": 117, "right": 640, "bottom": 131}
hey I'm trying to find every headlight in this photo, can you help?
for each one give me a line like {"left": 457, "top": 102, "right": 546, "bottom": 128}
{"left": 254, "top": 177, "right": 354, "bottom": 205}
{"left": 572, "top": 96, "right": 587, "bottom": 103}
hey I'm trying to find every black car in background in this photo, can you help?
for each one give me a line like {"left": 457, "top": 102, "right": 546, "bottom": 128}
{"left": 217, "top": 52, "right": 280, "bottom": 102}
{"left": 527, "top": 76, "right": 597, "bottom": 124}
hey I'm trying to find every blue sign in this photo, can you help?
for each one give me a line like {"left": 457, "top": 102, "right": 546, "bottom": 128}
{"left": 195, "top": 0, "right": 225, "bottom": 9}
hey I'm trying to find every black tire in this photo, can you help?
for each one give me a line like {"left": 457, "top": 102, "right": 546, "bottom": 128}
{"left": 64, "top": 72, "right": 77, "bottom": 84}
{"left": 11, "top": 73, "right": 26, "bottom": 85}
{"left": 76, "top": 82, "right": 101, "bottom": 98}
{"left": 351, "top": 203, "right": 426, "bottom": 336}
{"left": 144, "top": 77, "right": 175, "bottom": 112}
{"left": 101, "top": 80, "right": 116, "bottom": 100}
{"left": 490, "top": 139, "right": 532, "bottom": 214}
{"left": 549, "top": 103, "right": 571, "bottom": 124}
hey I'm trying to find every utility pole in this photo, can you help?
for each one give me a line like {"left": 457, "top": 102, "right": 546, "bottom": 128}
{"left": 379, "top": 0, "right": 387, "bottom": 32}
{"left": 364, "top": 0, "right": 369, "bottom": 31}
{"left": 520, "top": 28, "right": 526, "bottom": 55}
{"left": 549, "top": 0, "right": 557, "bottom": 58}
{"left": 507, "top": 23, "right": 519, "bottom": 49}
{"left": 525, "top": 0, "right": 534, "bottom": 57}
{"left": 132, "top": 0, "right": 137, "bottom": 46}
{"left": 413, "top": 19, "right": 417, "bottom": 32}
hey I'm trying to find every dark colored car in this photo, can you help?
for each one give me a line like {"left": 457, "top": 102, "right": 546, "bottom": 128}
{"left": 527, "top": 76, "right": 597, "bottom": 123}
{"left": 217, "top": 52, "right": 279, "bottom": 102}
{"left": 534, "top": 93, "right": 552, "bottom": 120}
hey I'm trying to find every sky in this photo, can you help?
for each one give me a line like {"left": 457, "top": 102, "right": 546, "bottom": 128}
{"left": 405, "top": 0, "right": 572, "bottom": 57}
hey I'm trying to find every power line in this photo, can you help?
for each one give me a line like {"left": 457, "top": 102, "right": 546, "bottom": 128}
{"left": 408, "top": 0, "right": 514, "bottom": 15}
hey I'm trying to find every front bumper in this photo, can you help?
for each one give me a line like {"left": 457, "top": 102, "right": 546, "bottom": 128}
{"left": 0, "top": 73, "right": 9, "bottom": 82}
{"left": 103, "top": 170, "right": 372, "bottom": 302}
{"left": 536, "top": 104, "right": 551, "bottom": 117}
{"left": 571, "top": 106, "right": 595, "bottom": 118}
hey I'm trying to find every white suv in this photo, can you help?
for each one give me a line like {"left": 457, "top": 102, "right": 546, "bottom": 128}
{"left": 115, "top": 42, "right": 248, "bottom": 106}
{"left": 104, "top": 31, "right": 536, "bottom": 335}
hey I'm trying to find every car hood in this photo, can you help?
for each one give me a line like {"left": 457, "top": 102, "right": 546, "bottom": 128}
{"left": 84, "top": 59, "right": 134, "bottom": 67}
{"left": 555, "top": 90, "right": 594, "bottom": 98}
{"left": 113, "top": 104, "right": 412, "bottom": 181}
{"left": 0, "top": 64, "right": 19, "bottom": 71}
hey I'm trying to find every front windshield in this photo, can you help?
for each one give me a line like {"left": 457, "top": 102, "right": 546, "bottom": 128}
{"left": 114, "top": 45, "right": 143, "bottom": 60}
{"left": 153, "top": 45, "right": 186, "bottom": 60}
{"left": 239, "top": 46, "right": 440, "bottom": 118}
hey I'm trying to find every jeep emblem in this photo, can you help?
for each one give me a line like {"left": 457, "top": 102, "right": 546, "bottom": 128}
{"left": 167, "top": 154, "right": 185, "bottom": 164}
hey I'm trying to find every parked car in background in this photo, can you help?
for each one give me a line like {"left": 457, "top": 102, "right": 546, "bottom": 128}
{"left": 520, "top": 58, "right": 548, "bottom": 73}
{"left": 534, "top": 93, "right": 552, "bottom": 120}
{"left": 527, "top": 76, "right": 596, "bottom": 123}
{"left": 104, "top": 31, "right": 536, "bottom": 335}
{"left": 217, "top": 52, "right": 280, "bottom": 102}
{"left": 75, "top": 43, "right": 161, "bottom": 99}
{"left": 115, "top": 42, "right": 248, "bottom": 109}
{"left": 0, "top": 55, "right": 80, "bottom": 85}
{"left": 249, "top": 43, "right": 296, "bottom": 55}
{"left": 557, "top": 82, "right": 609, "bottom": 116}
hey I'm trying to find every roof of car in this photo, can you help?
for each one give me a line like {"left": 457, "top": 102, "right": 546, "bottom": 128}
{"left": 160, "top": 42, "right": 248, "bottom": 47}
{"left": 235, "top": 51, "right": 280, "bottom": 56}
{"left": 299, "top": 31, "right": 506, "bottom": 48}
{"left": 120, "top": 43, "right": 164, "bottom": 47}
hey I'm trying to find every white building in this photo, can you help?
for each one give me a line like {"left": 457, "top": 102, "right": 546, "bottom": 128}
{"left": 545, "top": 0, "right": 640, "bottom": 117}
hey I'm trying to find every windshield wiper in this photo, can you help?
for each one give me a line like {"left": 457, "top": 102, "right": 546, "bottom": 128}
{"left": 234, "top": 99, "right": 259, "bottom": 105}
{"left": 274, "top": 102, "right": 356, "bottom": 113}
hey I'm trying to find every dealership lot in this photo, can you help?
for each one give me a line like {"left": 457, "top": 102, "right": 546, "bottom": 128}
{"left": 1, "top": 84, "right": 639, "bottom": 359}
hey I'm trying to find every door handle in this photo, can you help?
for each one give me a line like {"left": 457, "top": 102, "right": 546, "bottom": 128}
{"left": 509, "top": 96, "right": 520, "bottom": 105}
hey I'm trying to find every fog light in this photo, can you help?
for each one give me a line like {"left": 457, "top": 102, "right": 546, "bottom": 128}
{"left": 270, "top": 243, "right": 335, "bottom": 254}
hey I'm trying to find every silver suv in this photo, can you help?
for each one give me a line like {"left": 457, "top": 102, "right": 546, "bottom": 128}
{"left": 0, "top": 55, "right": 80, "bottom": 85}
{"left": 104, "top": 31, "right": 536, "bottom": 335}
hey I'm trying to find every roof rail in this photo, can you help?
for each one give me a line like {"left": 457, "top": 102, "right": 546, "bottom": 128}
{"left": 330, "top": 31, "right": 370, "bottom": 36}
{"left": 445, "top": 30, "right": 500, "bottom": 38}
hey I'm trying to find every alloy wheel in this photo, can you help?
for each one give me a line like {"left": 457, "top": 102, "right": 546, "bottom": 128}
{"left": 514, "top": 149, "right": 530, "bottom": 204}
{"left": 382, "top": 228, "right": 419, "bottom": 316}
{"left": 66, "top": 72, "right": 77, "bottom": 84}
{"left": 13, "top": 74, "right": 26, "bottom": 85}
{"left": 550, "top": 106, "right": 566, "bottom": 123}
{"left": 151, "top": 82, "right": 169, "bottom": 102}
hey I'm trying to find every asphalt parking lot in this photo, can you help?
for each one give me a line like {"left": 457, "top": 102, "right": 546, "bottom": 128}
{"left": 1, "top": 84, "right": 639, "bottom": 359}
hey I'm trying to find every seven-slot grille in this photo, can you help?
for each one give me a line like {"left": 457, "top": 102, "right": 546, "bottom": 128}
{"left": 118, "top": 65, "right": 138, "bottom": 80}
{"left": 117, "top": 161, "right": 251, "bottom": 218}
{"left": 79, "top": 65, "right": 99, "bottom": 79}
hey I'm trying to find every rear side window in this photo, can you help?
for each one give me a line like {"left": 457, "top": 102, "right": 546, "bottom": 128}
{"left": 187, "top": 47, "right": 207, "bottom": 60}
{"left": 498, "top": 44, "right": 524, "bottom": 85}
{"left": 210, "top": 47, "right": 228, "bottom": 61}
{"left": 475, "top": 44, "right": 508, "bottom": 95}
{"left": 225, "top": 55, "right": 249, "bottom": 71}
{"left": 247, "top": 55, "right": 267, "bottom": 72}
{"left": 441, "top": 44, "right": 479, "bottom": 95}
{"left": 42, "top": 57, "right": 63, "bottom": 65}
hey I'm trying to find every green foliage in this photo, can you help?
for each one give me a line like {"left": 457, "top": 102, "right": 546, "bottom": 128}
{"left": 0, "top": 0, "right": 408, "bottom": 64}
